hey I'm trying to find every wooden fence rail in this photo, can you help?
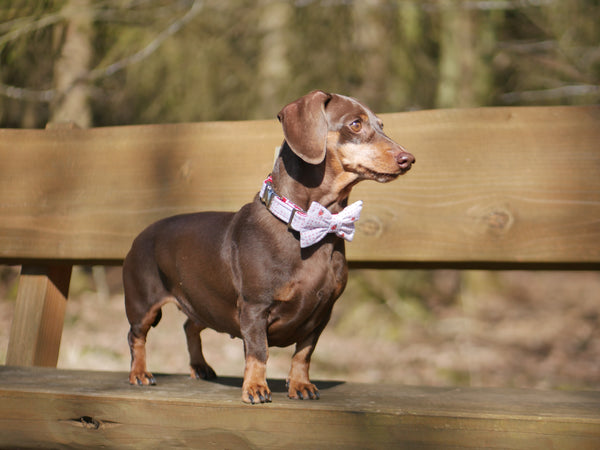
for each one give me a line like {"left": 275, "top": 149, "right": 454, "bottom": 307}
{"left": 1, "top": 106, "right": 599, "bottom": 267}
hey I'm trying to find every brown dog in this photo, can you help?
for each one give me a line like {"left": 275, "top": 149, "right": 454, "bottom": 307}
{"left": 123, "top": 90, "right": 414, "bottom": 404}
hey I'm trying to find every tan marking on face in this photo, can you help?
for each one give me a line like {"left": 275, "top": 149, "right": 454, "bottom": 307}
{"left": 337, "top": 141, "right": 403, "bottom": 181}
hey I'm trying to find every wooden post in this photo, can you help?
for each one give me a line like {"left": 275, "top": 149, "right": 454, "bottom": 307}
{"left": 6, "top": 265, "right": 72, "bottom": 367}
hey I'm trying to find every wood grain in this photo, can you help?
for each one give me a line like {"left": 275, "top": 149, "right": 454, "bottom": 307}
{"left": 359, "top": 106, "right": 600, "bottom": 266}
{"left": 5, "top": 265, "right": 71, "bottom": 367}
{"left": 1, "top": 366, "right": 598, "bottom": 449}
{"left": 1, "top": 106, "right": 599, "bottom": 267}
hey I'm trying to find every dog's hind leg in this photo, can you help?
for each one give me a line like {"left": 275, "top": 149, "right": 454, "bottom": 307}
{"left": 125, "top": 295, "right": 167, "bottom": 386}
{"left": 123, "top": 247, "right": 171, "bottom": 386}
{"left": 127, "top": 327, "right": 155, "bottom": 386}
{"left": 184, "top": 318, "right": 217, "bottom": 380}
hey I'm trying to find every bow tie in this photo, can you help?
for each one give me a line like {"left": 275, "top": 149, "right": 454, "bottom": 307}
{"left": 298, "top": 200, "right": 363, "bottom": 248}
{"left": 260, "top": 177, "right": 363, "bottom": 248}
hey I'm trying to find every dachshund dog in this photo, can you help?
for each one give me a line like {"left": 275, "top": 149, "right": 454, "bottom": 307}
{"left": 123, "top": 90, "right": 414, "bottom": 404}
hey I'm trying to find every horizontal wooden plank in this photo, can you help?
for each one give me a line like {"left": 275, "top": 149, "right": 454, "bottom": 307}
{"left": 363, "top": 106, "right": 600, "bottom": 266}
{"left": 1, "top": 106, "right": 599, "bottom": 266}
{"left": 1, "top": 366, "right": 599, "bottom": 449}
{"left": 0, "top": 120, "right": 277, "bottom": 263}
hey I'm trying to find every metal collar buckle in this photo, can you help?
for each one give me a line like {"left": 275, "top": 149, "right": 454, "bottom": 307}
{"left": 260, "top": 181, "right": 276, "bottom": 208}
{"left": 287, "top": 209, "right": 297, "bottom": 231}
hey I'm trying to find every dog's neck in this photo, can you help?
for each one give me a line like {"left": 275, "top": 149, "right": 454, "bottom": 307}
{"left": 270, "top": 142, "right": 359, "bottom": 214}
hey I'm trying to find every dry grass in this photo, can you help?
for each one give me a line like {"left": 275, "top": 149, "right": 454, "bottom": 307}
{"left": 1, "top": 266, "right": 599, "bottom": 390}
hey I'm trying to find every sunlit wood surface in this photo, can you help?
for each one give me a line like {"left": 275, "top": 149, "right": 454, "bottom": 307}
{"left": 1, "top": 366, "right": 599, "bottom": 449}
{"left": 1, "top": 106, "right": 599, "bottom": 267}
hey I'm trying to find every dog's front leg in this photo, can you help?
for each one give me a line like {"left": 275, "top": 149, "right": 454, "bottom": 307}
{"left": 287, "top": 334, "right": 320, "bottom": 400}
{"left": 239, "top": 301, "right": 272, "bottom": 404}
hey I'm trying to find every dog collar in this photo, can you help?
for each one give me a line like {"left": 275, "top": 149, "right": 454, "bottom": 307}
{"left": 259, "top": 176, "right": 363, "bottom": 248}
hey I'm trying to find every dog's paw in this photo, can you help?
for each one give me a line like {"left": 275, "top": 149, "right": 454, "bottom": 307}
{"left": 129, "top": 370, "right": 156, "bottom": 386}
{"left": 286, "top": 379, "right": 320, "bottom": 400}
{"left": 190, "top": 363, "right": 217, "bottom": 380}
{"left": 242, "top": 382, "right": 272, "bottom": 404}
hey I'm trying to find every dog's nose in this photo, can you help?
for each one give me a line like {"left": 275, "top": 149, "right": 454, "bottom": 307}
{"left": 397, "top": 152, "right": 415, "bottom": 170}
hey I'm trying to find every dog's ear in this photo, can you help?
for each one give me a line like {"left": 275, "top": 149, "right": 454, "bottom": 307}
{"left": 277, "top": 90, "right": 332, "bottom": 165}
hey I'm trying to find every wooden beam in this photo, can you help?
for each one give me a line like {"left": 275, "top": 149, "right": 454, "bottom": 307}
{"left": 1, "top": 106, "right": 599, "bottom": 266}
{"left": 0, "top": 366, "right": 598, "bottom": 449}
{"left": 6, "top": 265, "right": 71, "bottom": 367}
{"left": 359, "top": 106, "right": 600, "bottom": 266}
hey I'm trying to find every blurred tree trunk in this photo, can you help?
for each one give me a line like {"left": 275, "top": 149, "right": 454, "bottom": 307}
{"left": 436, "top": 1, "right": 500, "bottom": 108}
{"left": 352, "top": 0, "right": 388, "bottom": 109}
{"left": 50, "top": 0, "right": 93, "bottom": 127}
{"left": 391, "top": 2, "right": 424, "bottom": 109}
{"left": 256, "top": 0, "right": 292, "bottom": 117}
{"left": 50, "top": 0, "right": 106, "bottom": 295}
{"left": 436, "top": 0, "right": 475, "bottom": 108}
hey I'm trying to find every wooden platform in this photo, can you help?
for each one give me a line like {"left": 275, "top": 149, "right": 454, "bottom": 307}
{"left": 1, "top": 366, "right": 599, "bottom": 448}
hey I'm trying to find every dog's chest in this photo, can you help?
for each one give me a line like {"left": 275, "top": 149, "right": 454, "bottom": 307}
{"left": 274, "top": 252, "right": 345, "bottom": 302}
{"left": 265, "top": 245, "right": 348, "bottom": 346}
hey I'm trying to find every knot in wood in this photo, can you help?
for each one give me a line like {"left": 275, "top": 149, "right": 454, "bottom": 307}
{"left": 72, "top": 416, "right": 100, "bottom": 429}
{"left": 467, "top": 201, "right": 515, "bottom": 239}
{"left": 484, "top": 209, "right": 514, "bottom": 237}
{"left": 357, "top": 217, "right": 383, "bottom": 238}
{"left": 178, "top": 160, "right": 194, "bottom": 183}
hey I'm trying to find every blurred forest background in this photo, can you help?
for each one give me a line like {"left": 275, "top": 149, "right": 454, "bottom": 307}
{"left": 1, "top": 0, "right": 599, "bottom": 390}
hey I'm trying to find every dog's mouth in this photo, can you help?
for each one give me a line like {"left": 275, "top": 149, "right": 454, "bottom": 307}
{"left": 363, "top": 150, "right": 414, "bottom": 182}
{"left": 361, "top": 167, "right": 401, "bottom": 183}
{"left": 361, "top": 166, "right": 411, "bottom": 183}
{"left": 343, "top": 150, "right": 414, "bottom": 183}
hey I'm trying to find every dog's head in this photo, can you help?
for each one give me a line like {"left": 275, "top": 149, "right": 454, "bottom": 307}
{"left": 277, "top": 90, "right": 414, "bottom": 183}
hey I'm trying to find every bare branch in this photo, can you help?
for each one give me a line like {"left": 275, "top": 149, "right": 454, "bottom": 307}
{"left": 0, "top": 84, "right": 56, "bottom": 102}
{"left": 501, "top": 85, "right": 600, "bottom": 104}
{"left": 0, "top": 0, "right": 204, "bottom": 102}
{"left": 293, "top": 0, "right": 559, "bottom": 11}
{"left": 0, "top": 12, "right": 64, "bottom": 48}
{"left": 86, "top": 0, "right": 203, "bottom": 81}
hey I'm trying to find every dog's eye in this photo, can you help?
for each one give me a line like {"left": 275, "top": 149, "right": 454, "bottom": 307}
{"left": 349, "top": 120, "right": 362, "bottom": 133}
